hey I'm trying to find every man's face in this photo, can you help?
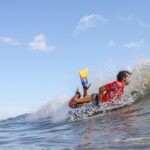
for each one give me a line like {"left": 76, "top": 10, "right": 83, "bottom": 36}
{"left": 123, "top": 73, "right": 131, "bottom": 86}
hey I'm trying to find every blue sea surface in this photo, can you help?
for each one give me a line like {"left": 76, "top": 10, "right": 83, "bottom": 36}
{"left": 0, "top": 94, "right": 150, "bottom": 150}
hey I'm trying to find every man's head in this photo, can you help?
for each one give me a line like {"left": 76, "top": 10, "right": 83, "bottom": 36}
{"left": 117, "top": 70, "right": 132, "bottom": 85}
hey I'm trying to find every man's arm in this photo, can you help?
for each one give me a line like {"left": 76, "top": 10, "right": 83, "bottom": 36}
{"left": 98, "top": 82, "right": 112, "bottom": 103}
{"left": 99, "top": 85, "right": 107, "bottom": 103}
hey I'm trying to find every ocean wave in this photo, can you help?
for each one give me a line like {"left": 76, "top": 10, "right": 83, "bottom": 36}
{"left": 23, "top": 60, "right": 150, "bottom": 122}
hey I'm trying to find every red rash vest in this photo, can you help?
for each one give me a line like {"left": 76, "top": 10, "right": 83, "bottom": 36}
{"left": 100, "top": 81, "right": 125, "bottom": 103}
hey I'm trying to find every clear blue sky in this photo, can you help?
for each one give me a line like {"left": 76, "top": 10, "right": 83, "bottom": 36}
{"left": 0, "top": 0, "right": 150, "bottom": 119}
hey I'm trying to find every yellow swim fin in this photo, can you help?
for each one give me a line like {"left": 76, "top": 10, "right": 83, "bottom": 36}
{"left": 79, "top": 68, "right": 90, "bottom": 89}
{"left": 79, "top": 68, "right": 88, "bottom": 81}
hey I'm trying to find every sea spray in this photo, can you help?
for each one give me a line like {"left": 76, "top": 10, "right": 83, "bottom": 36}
{"left": 27, "top": 95, "right": 70, "bottom": 122}
{"left": 27, "top": 60, "right": 150, "bottom": 122}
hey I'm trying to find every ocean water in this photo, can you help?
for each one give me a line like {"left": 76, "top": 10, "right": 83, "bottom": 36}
{"left": 0, "top": 62, "right": 150, "bottom": 150}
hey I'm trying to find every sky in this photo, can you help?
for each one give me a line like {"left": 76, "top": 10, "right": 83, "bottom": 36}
{"left": 0, "top": 0, "right": 150, "bottom": 119}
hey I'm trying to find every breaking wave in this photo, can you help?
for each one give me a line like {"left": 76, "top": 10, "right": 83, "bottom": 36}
{"left": 24, "top": 60, "right": 150, "bottom": 122}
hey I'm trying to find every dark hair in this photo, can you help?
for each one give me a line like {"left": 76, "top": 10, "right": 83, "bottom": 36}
{"left": 117, "top": 70, "right": 132, "bottom": 81}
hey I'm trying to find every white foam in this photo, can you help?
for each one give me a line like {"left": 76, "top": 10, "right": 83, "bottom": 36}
{"left": 114, "top": 136, "right": 150, "bottom": 143}
{"left": 27, "top": 95, "right": 70, "bottom": 122}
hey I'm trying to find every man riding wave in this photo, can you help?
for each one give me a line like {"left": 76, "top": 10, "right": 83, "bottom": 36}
{"left": 69, "top": 70, "right": 132, "bottom": 108}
